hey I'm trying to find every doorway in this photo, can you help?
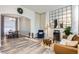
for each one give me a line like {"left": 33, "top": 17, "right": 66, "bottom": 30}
{"left": 1, "top": 14, "right": 31, "bottom": 46}
{"left": 1, "top": 15, "right": 18, "bottom": 45}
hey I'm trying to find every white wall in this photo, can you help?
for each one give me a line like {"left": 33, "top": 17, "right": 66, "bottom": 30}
{"left": 0, "top": 5, "right": 35, "bottom": 20}
{"left": 40, "top": 13, "right": 46, "bottom": 30}
{"left": 35, "top": 13, "right": 41, "bottom": 37}
{"left": 45, "top": 11, "right": 50, "bottom": 38}
{"left": 78, "top": 5, "right": 79, "bottom": 34}
{"left": 71, "top": 5, "right": 78, "bottom": 34}
{"left": 19, "top": 17, "right": 31, "bottom": 36}
{"left": 0, "top": 16, "right": 1, "bottom": 46}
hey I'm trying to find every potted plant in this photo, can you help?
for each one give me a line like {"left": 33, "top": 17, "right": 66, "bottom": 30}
{"left": 63, "top": 26, "right": 72, "bottom": 38}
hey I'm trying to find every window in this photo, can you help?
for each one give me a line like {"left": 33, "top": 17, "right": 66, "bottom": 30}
{"left": 49, "top": 6, "right": 72, "bottom": 28}
{"left": 4, "top": 16, "right": 16, "bottom": 35}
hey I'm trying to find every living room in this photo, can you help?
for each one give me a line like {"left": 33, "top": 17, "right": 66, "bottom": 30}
{"left": 0, "top": 5, "right": 79, "bottom": 54}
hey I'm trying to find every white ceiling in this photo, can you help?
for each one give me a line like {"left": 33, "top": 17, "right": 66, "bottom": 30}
{"left": 23, "top": 5, "right": 68, "bottom": 13}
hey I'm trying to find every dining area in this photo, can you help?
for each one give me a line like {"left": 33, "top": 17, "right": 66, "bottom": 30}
{"left": 6, "top": 30, "right": 19, "bottom": 39}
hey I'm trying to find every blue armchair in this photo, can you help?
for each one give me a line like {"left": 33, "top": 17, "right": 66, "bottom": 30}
{"left": 37, "top": 30, "right": 44, "bottom": 38}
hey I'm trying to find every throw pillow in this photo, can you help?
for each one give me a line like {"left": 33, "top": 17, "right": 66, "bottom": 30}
{"left": 66, "top": 41, "right": 78, "bottom": 48}
{"left": 67, "top": 34, "right": 75, "bottom": 41}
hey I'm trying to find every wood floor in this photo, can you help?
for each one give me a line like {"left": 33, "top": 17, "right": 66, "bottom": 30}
{"left": 0, "top": 37, "right": 54, "bottom": 54}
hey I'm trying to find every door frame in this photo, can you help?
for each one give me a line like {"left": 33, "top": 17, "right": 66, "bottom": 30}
{"left": 1, "top": 14, "right": 18, "bottom": 41}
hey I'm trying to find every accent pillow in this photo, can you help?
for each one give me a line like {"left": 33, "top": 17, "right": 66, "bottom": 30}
{"left": 67, "top": 34, "right": 75, "bottom": 41}
{"left": 60, "top": 39, "right": 78, "bottom": 47}
{"left": 72, "top": 35, "right": 77, "bottom": 40}
{"left": 66, "top": 41, "right": 78, "bottom": 47}
{"left": 72, "top": 35, "right": 79, "bottom": 43}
